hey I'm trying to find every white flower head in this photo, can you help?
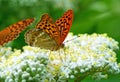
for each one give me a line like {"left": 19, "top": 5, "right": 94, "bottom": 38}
{"left": 0, "top": 33, "right": 120, "bottom": 82}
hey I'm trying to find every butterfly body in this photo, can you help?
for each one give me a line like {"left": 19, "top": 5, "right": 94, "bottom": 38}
{"left": 25, "top": 10, "right": 73, "bottom": 51}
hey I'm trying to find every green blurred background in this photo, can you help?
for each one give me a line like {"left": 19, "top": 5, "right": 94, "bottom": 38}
{"left": 0, "top": 0, "right": 120, "bottom": 82}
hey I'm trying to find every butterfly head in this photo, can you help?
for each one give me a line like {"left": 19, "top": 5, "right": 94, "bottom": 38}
{"left": 60, "top": 43, "right": 64, "bottom": 49}
{"left": 53, "top": 43, "right": 64, "bottom": 51}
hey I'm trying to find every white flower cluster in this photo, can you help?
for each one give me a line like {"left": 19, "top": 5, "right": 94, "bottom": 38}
{"left": 0, "top": 33, "right": 120, "bottom": 82}
{"left": 0, "top": 47, "right": 49, "bottom": 82}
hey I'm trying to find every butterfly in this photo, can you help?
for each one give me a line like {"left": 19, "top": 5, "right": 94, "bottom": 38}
{"left": 25, "top": 9, "right": 73, "bottom": 51}
{"left": 0, "top": 18, "right": 34, "bottom": 46}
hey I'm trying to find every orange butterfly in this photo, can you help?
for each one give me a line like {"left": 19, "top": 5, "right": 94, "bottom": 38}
{"left": 0, "top": 18, "right": 34, "bottom": 46}
{"left": 25, "top": 9, "right": 73, "bottom": 50}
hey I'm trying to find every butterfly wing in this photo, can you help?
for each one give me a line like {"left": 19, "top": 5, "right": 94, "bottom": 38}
{"left": 55, "top": 9, "right": 73, "bottom": 45}
{"left": 0, "top": 18, "right": 34, "bottom": 45}
{"left": 25, "top": 28, "right": 58, "bottom": 50}
{"left": 36, "top": 14, "right": 60, "bottom": 45}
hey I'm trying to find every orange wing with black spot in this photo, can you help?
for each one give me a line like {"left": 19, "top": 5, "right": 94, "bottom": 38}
{"left": 0, "top": 18, "right": 34, "bottom": 46}
{"left": 36, "top": 14, "right": 60, "bottom": 44}
{"left": 55, "top": 9, "right": 73, "bottom": 45}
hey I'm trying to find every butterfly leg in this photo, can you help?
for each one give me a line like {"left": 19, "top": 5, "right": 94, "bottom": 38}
{"left": 63, "top": 47, "right": 67, "bottom": 61}
{"left": 48, "top": 50, "right": 52, "bottom": 61}
{"left": 58, "top": 49, "right": 64, "bottom": 62}
{"left": 49, "top": 47, "right": 55, "bottom": 61}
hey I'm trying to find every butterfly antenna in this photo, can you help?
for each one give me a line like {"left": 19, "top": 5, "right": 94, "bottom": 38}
{"left": 63, "top": 35, "right": 80, "bottom": 43}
